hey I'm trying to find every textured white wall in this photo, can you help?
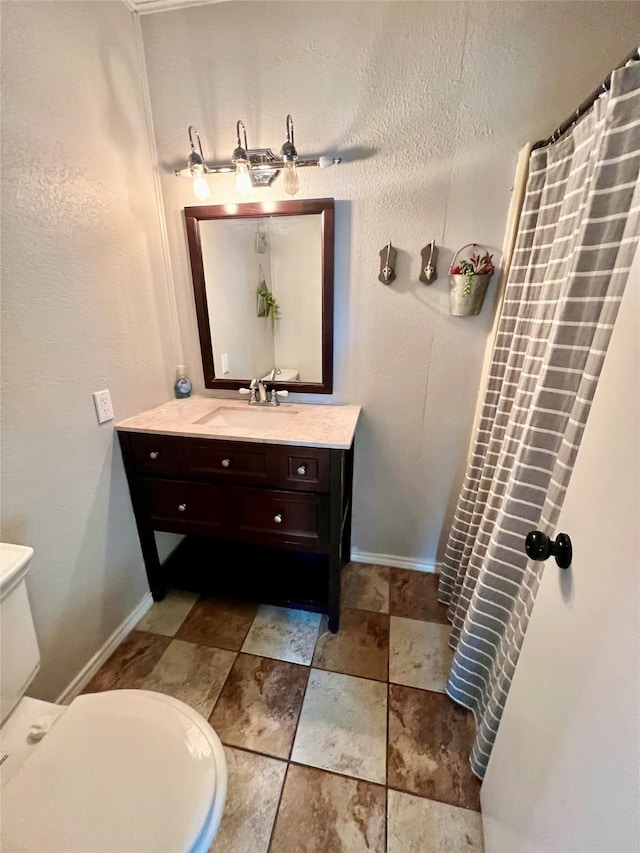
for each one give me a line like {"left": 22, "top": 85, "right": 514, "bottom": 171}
{"left": 1, "top": 1, "right": 175, "bottom": 699}
{"left": 141, "top": 0, "right": 637, "bottom": 567}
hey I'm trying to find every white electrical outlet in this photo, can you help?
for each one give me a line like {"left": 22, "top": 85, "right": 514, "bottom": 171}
{"left": 221, "top": 353, "right": 229, "bottom": 375}
{"left": 93, "top": 390, "right": 114, "bottom": 424}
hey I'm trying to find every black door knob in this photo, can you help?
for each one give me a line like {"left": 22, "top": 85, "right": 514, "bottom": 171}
{"left": 525, "top": 530, "right": 573, "bottom": 569}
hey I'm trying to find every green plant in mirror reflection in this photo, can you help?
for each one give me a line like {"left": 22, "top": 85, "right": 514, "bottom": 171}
{"left": 257, "top": 284, "right": 281, "bottom": 330}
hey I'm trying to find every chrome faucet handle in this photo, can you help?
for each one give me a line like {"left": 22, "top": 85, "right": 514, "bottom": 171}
{"left": 268, "top": 388, "right": 289, "bottom": 406}
{"left": 239, "top": 379, "right": 260, "bottom": 404}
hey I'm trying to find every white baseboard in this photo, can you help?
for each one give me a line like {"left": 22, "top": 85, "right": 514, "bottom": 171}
{"left": 350, "top": 549, "right": 440, "bottom": 574}
{"left": 56, "top": 592, "right": 154, "bottom": 705}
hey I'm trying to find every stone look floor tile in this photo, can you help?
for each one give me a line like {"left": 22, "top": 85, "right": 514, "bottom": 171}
{"left": 387, "top": 789, "right": 484, "bottom": 852}
{"left": 136, "top": 589, "right": 199, "bottom": 637}
{"left": 176, "top": 596, "right": 257, "bottom": 651}
{"left": 209, "top": 654, "right": 308, "bottom": 760}
{"left": 141, "top": 639, "right": 236, "bottom": 718}
{"left": 389, "top": 569, "right": 450, "bottom": 623}
{"left": 389, "top": 617, "right": 453, "bottom": 692}
{"left": 291, "top": 669, "right": 387, "bottom": 784}
{"left": 342, "top": 563, "right": 390, "bottom": 613}
{"left": 209, "top": 747, "right": 286, "bottom": 853}
{"left": 82, "top": 630, "right": 170, "bottom": 693}
{"left": 388, "top": 684, "right": 481, "bottom": 811}
{"left": 241, "top": 605, "right": 321, "bottom": 665}
{"left": 312, "top": 609, "right": 389, "bottom": 681}
{"left": 270, "top": 764, "right": 386, "bottom": 853}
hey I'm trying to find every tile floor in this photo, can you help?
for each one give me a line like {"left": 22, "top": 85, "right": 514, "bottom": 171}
{"left": 83, "top": 565, "right": 483, "bottom": 852}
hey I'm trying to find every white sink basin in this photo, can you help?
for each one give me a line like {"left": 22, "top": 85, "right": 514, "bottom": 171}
{"left": 198, "top": 407, "right": 298, "bottom": 430}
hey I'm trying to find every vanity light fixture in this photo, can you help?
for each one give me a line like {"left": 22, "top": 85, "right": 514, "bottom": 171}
{"left": 232, "top": 120, "right": 252, "bottom": 198}
{"left": 185, "top": 126, "right": 211, "bottom": 202}
{"left": 280, "top": 114, "right": 299, "bottom": 196}
{"left": 175, "top": 116, "right": 341, "bottom": 199}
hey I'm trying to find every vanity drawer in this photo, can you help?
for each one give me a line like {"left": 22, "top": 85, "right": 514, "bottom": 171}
{"left": 235, "top": 488, "right": 328, "bottom": 548}
{"left": 125, "top": 433, "right": 332, "bottom": 493}
{"left": 143, "top": 479, "right": 229, "bottom": 535}
{"left": 127, "top": 433, "right": 181, "bottom": 476}
{"left": 180, "top": 439, "right": 275, "bottom": 486}
{"left": 278, "top": 448, "right": 330, "bottom": 492}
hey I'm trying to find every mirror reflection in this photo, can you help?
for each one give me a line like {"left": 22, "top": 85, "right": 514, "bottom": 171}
{"left": 185, "top": 198, "right": 334, "bottom": 394}
{"left": 200, "top": 214, "right": 323, "bottom": 383}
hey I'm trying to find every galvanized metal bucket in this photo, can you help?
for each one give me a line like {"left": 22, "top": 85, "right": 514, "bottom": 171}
{"left": 449, "top": 274, "right": 491, "bottom": 316}
{"left": 449, "top": 243, "right": 492, "bottom": 316}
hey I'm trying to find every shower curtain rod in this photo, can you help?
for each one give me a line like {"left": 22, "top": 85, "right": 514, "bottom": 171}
{"left": 531, "top": 46, "right": 640, "bottom": 151}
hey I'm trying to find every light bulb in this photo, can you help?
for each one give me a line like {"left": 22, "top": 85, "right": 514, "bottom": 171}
{"left": 192, "top": 169, "right": 210, "bottom": 202}
{"left": 235, "top": 162, "right": 252, "bottom": 197}
{"left": 283, "top": 160, "right": 299, "bottom": 196}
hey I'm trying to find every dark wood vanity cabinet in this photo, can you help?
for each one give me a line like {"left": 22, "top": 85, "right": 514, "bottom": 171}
{"left": 118, "top": 431, "right": 354, "bottom": 632}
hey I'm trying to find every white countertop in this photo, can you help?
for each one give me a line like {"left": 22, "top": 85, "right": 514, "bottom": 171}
{"left": 115, "top": 396, "right": 361, "bottom": 450}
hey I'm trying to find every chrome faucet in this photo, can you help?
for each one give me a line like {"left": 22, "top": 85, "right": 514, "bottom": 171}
{"left": 239, "top": 378, "right": 289, "bottom": 407}
{"left": 256, "top": 379, "right": 268, "bottom": 403}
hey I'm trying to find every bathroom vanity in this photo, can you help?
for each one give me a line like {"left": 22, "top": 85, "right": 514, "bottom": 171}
{"left": 117, "top": 397, "right": 359, "bottom": 632}
{"left": 117, "top": 198, "right": 352, "bottom": 628}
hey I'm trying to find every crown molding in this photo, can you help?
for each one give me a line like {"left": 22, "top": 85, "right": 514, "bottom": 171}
{"left": 123, "top": 0, "right": 227, "bottom": 15}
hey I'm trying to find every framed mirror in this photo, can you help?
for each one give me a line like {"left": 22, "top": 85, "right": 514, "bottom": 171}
{"left": 185, "top": 198, "right": 334, "bottom": 394}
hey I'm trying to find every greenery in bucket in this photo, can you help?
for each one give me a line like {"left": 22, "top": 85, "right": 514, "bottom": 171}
{"left": 256, "top": 262, "right": 281, "bottom": 330}
{"left": 451, "top": 250, "right": 495, "bottom": 296}
{"left": 257, "top": 284, "right": 281, "bottom": 329}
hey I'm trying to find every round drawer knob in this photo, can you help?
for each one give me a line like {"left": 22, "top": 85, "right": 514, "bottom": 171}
{"left": 297, "top": 465, "right": 307, "bottom": 476}
{"left": 274, "top": 514, "right": 283, "bottom": 524}
{"left": 149, "top": 451, "right": 160, "bottom": 460}
{"left": 221, "top": 458, "right": 231, "bottom": 468}
{"left": 178, "top": 503, "right": 187, "bottom": 512}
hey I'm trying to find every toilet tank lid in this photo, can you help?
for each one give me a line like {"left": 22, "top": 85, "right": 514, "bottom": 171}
{"left": 261, "top": 367, "right": 299, "bottom": 381}
{"left": 0, "top": 543, "right": 34, "bottom": 600}
{"left": 1, "top": 690, "right": 225, "bottom": 853}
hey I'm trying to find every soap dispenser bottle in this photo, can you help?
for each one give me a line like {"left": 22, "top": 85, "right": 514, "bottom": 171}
{"left": 174, "top": 365, "right": 192, "bottom": 399}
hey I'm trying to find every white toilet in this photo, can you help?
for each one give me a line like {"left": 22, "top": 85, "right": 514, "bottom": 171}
{"left": 0, "top": 543, "right": 227, "bottom": 853}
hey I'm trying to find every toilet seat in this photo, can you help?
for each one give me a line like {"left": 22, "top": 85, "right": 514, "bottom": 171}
{"left": 1, "top": 689, "right": 227, "bottom": 853}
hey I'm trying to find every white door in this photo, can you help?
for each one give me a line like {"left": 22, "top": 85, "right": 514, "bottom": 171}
{"left": 481, "top": 253, "right": 639, "bottom": 853}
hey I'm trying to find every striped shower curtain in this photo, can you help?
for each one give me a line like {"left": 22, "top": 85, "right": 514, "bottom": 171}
{"left": 438, "top": 59, "right": 640, "bottom": 779}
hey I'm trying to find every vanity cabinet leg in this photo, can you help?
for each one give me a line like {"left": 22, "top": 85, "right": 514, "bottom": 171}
{"left": 341, "top": 520, "right": 352, "bottom": 565}
{"left": 139, "top": 528, "right": 166, "bottom": 602}
{"left": 327, "top": 451, "right": 345, "bottom": 634}
{"left": 328, "top": 559, "right": 340, "bottom": 634}
{"left": 341, "top": 443, "right": 354, "bottom": 563}
{"left": 118, "top": 432, "right": 166, "bottom": 602}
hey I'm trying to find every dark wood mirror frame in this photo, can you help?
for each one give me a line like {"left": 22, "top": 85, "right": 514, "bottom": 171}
{"left": 185, "top": 198, "right": 334, "bottom": 394}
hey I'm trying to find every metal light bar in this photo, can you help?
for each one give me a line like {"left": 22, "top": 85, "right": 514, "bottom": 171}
{"left": 175, "top": 153, "right": 341, "bottom": 181}
{"left": 175, "top": 118, "right": 341, "bottom": 192}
